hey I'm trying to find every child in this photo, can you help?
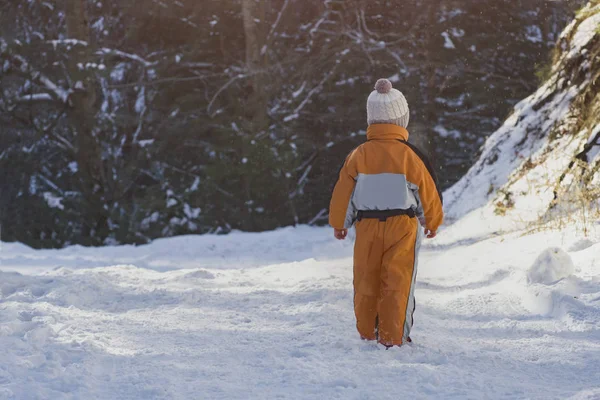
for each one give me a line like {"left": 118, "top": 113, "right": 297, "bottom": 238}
{"left": 329, "top": 79, "right": 444, "bottom": 348}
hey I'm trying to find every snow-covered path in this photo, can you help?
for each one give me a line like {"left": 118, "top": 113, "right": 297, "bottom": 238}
{"left": 1, "top": 226, "right": 600, "bottom": 400}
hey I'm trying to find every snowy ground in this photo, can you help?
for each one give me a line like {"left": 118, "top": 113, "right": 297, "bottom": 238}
{"left": 1, "top": 222, "right": 600, "bottom": 400}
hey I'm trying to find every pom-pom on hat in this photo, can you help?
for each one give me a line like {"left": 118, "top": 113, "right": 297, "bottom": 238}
{"left": 367, "top": 78, "right": 410, "bottom": 128}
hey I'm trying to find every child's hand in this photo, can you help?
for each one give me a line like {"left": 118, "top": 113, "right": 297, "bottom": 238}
{"left": 334, "top": 228, "right": 348, "bottom": 240}
{"left": 425, "top": 229, "right": 437, "bottom": 239}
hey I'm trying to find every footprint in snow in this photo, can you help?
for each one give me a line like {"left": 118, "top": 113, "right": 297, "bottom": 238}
{"left": 289, "top": 350, "right": 309, "bottom": 358}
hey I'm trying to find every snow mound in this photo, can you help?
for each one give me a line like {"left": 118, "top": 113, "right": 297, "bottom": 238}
{"left": 522, "top": 278, "right": 581, "bottom": 317}
{"left": 521, "top": 247, "right": 584, "bottom": 318}
{"left": 527, "top": 247, "right": 575, "bottom": 285}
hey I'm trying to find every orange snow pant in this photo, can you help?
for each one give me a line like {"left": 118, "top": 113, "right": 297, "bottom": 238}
{"left": 353, "top": 214, "right": 421, "bottom": 346}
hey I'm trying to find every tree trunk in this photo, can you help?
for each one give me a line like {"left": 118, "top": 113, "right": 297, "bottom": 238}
{"left": 240, "top": 0, "right": 270, "bottom": 230}
{"left": 410, "top": 3, "right": 437, "bottom": 158}
{"left": 65, "top": 0, "right": 109, "bottom": 243}
{"left": 241, "top": 0, "right": 268, "bottom": 133}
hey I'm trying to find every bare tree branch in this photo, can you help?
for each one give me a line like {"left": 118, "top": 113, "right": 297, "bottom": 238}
{"left": 207, "top": 73, "right": 246, "bottom": 117}
{"left": 261, "top": 0, "right": 291, "bottom": 56}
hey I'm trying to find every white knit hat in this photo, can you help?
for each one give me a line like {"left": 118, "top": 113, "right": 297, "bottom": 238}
{"left": 366, "top": 79, "right": 410, "bottom": 128}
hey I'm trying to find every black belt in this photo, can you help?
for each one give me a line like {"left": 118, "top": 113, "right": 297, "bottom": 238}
{"left": 356, "top": 209, "right": 416, "bottom": 222}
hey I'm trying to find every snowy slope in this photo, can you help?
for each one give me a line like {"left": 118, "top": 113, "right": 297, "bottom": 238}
{"left": 445, "top": 2, "right": 600, "bottom": 236}
{"left": 1, "top": 224, "right": 600, "bottom": 400}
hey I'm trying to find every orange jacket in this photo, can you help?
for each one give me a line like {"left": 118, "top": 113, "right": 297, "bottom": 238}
{"left": 329, "top": 124, "right": 444, "bottom": 231}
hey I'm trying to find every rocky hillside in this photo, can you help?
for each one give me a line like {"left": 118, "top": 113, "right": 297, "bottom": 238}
{"left": 445, "top": 1, "right": 600, "bottom": 235}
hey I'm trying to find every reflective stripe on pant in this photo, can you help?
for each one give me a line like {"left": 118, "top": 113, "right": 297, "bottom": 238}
{"left": 353, "top": 214, "right": 421, "bottom": 346}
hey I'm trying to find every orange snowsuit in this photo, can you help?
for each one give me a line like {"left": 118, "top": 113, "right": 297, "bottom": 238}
{"left": 329, "top": 124, "right": 444, "bottom": 346}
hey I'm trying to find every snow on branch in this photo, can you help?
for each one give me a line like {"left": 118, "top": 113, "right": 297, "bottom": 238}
{"left": 97, "top": 48, "right": 155, "bottom": 67}
{"left": 47, "top": 40, "right": 154, "bottom": 68}
{"left": 182, "top": 62, "right": 214, "bottom": 68}
{"left": 47, "top": 39, "right": 89, "bottom": 49}
{"left": 15, "top": 93, "right": 54, "bottom": 103}
{"left": 284, "top": 69, "right": 337, "bottom": 122}
{"left": 37, "top": 75, "right": 70, "bottom": 103}
{"left": 12, "top": 55, "right": 70, "bottom": 103}
{"left": 310, "top": 11, "right": 331, "bottom": 37}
